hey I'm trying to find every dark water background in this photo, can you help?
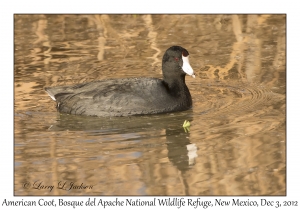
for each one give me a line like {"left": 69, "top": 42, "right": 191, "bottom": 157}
{"left": 14, "top": 14, "right": 286, "bottom": 195}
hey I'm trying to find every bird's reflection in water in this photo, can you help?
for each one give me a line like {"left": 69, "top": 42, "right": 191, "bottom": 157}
{"left": 49, "top": 112, "right": 198, "bottom": 195}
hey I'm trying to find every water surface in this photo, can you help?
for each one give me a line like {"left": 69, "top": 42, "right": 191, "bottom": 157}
{"left": 14, "top": 14, "right": 286, "bottom": 195}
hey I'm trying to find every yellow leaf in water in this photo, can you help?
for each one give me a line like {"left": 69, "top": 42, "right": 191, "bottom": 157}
{"left": 183, "top": 120, "right": 191, "bottom": 128}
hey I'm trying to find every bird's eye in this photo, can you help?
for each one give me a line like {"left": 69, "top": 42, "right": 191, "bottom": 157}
{"left": 174, "top": 57, "right": 179, "bottom": 61}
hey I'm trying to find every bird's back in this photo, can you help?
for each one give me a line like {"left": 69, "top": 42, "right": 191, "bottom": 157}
{"left": 45, "top": 78, "right": 188, "bottom": 117}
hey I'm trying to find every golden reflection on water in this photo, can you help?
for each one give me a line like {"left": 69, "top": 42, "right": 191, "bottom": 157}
{"left": 14, "top": 14, "right": 285, "bottom": 195}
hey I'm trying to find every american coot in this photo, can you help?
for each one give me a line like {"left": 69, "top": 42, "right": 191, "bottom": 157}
{"left": 45, "top": 46, "right": 195, "bottom": 117}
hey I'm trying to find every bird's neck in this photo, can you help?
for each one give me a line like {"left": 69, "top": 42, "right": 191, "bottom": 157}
{"left": 163, "top": 74, "right": 189, "bottom": 96}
